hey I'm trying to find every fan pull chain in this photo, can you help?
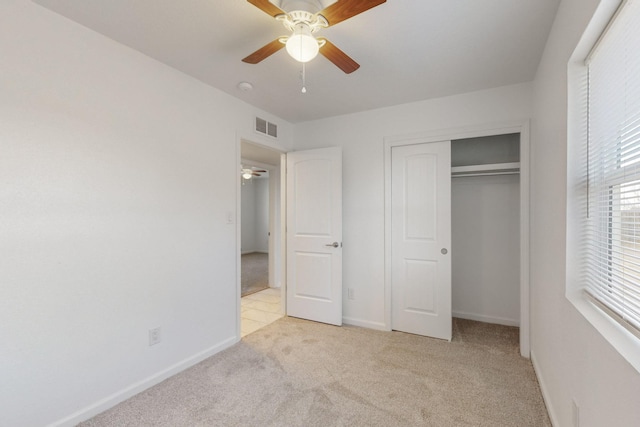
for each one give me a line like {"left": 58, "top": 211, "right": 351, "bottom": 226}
{"left": 302, "top": 62, "right": 307, "bottom": 93}
{"left": 301, "top": 62, "right": 307, "bottom": 94}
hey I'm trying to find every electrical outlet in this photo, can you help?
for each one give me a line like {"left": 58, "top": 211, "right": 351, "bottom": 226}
{"left": 572, "top": 399, "right": 580, "bottom": 427}
{"left": 347, "top": 288, "right": 355, "bottom": 300}
{"left": 149, "top": 327, "right": 161, "bottom": 346}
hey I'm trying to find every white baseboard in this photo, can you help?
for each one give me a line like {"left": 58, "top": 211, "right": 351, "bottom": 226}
{"left": 452, "top": 310, "right": 520, "bottom": 327}
{"left": 531, "top": 350, "right": 558, "bottom": 427}
{"left": 50, "top": 336, "right": 238, "bottom": 427}
{"left": 343, "top": 317, "right": 388, "bottom": 331}
{"left": 241, "top": 250, "right": 268, "bottom": 255}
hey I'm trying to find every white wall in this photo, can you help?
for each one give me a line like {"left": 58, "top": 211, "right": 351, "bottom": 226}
{"left": 530, "top": 0, "right": 640, "bottom": 425}
{"left": 240, "top": 178, "right": 269, "bottom": 253}
{"left": 452, "top": 174, "right": 520, "bottom": 326}
{"left": 0, "top": 1, "right": 292, "bottom": 426}
{"left": 241, "top": 182, "right": 257, "bottom": 253}
{"left": 293, "top": 83, "right": 532, "bottom": 329}
{"left": 268, "top": 168, "right": 282, "bottom": 287}
{"left": 254, "top": 178, "right": 270, "bottom": 252}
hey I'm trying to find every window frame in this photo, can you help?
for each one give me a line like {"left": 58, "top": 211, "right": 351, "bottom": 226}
{"left": 567, "top": 0, "right": 640, "bottom": 373}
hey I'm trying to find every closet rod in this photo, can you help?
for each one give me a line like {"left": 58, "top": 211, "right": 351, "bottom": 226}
{"left": 452, "top": 171, "right": 520, "bottom": 178}
{"left": 451, "top": 161, "right": 520, "bottom": 174}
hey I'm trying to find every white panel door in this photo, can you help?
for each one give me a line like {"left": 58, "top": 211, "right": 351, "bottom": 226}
{"left": 391, "top": 141, "right": 451, "bottom": 340}
{"left": 286, "top": 147, "right": 342, "bottom": 325}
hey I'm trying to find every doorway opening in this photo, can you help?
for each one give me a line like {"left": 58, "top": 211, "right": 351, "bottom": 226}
{"left": 450, "top": 133, "right": 521, "bottom": 330}
{"left": 240, "top": 167, "right": 270, "bottom": 297}
{"left": 239, "top": 140, "right": 285, "bottom": 337}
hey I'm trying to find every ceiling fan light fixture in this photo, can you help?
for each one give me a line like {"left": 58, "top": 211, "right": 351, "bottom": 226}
{"left": 285, "top": 23, "right": 319, "bottom": 63}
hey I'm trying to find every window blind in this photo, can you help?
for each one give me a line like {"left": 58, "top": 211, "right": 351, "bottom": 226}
{"left": 584, "top": 0, "right": 640, "bottom": 338}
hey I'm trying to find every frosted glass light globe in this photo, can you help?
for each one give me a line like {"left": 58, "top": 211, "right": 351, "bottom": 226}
{"left": 286, "top": 23, "right": 319, "bottom": 63}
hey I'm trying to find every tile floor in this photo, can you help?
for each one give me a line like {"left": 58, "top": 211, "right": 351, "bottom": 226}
{"left": 241, "top": 287, "right": 284, "bottom": 337}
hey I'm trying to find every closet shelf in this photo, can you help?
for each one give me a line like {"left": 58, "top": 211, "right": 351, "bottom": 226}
{"left": 451, "top": 162, "right": 520, "bottom": 177}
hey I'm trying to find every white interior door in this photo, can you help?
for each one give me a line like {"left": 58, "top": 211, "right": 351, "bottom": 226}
{"left": 391, "top": 141, "right": 452, "bottom": 340}
{"left": 286, "top": 147, "right": 342, "bottom": 325}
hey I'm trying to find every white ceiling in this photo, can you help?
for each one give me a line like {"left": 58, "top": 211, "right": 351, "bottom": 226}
{"left": 31, "top": 0, "right": 560, "bottom": 124}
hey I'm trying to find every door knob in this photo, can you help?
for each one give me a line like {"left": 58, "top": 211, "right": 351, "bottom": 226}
{"left": 441, "top": 248, "right": 448, "bottom": 255}
{"left": 325, "top": 242, "right": 339, "bottom": 248}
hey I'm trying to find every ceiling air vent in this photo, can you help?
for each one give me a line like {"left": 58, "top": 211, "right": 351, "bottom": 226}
{"left": 267, "top": 122, "right": 277, "bottom": 138}
{"left": 255, "top": 117, "right": 277, "bottom": 138}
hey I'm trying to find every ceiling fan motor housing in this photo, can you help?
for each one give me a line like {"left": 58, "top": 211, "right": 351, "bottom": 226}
{"left": 277, "top": 10, "right": 328, "bottom": 33}
{"left": 279, "top": 0, "right": 328, "bottom": 14}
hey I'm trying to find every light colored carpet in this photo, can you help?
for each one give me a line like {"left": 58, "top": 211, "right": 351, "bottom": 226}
{"left": 241, "top": 252, "right": 269, "bottom": 297}
{"left": 80, "top": 317, "right": 550, "bottom": 426}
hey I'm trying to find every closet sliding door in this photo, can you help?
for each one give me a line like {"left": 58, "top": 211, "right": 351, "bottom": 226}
{"left": 390, "top": 141, "right": 452, "bottom": 341}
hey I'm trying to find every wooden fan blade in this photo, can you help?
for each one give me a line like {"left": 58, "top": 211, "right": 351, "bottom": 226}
{"left": 242, "top": 39, "right": 284, "bottom": 64}
{"left": 318, "top": 0, "right": 386, "bottom": 27}
{"left": 319, "top": 39, "right": 360, "bottom": 74}
{"left": 253, "top": 169, "right": 267, "bottom": 173}
{"left": 252, "top": 172, "right": 262, "bottom": 176}
{"left": 247, "top": 0, "right": 286, "bottom": 17}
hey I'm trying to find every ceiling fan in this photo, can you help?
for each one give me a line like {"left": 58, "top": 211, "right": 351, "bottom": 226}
{"left": 241, "top": 166, "right": 267, "bottom": 180}
{"left": 242, "top": 0, "right": 387, "bottom": 74}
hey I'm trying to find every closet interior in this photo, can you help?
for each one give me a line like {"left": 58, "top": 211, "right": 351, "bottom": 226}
{"left": 451, "top": 133, "right": 521, "bottom": 327}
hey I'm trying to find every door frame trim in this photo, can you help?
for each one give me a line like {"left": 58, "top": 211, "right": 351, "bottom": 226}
{"left": 383, "top": 120, "right": 531, "bottom": 357}
{"left": 235, "top": 131, "right": 287, "bottom": 340}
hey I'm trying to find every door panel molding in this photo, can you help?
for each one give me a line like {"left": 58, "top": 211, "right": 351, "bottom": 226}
{"left": 286, "top": 147, "right": 343, "bottom": 326}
